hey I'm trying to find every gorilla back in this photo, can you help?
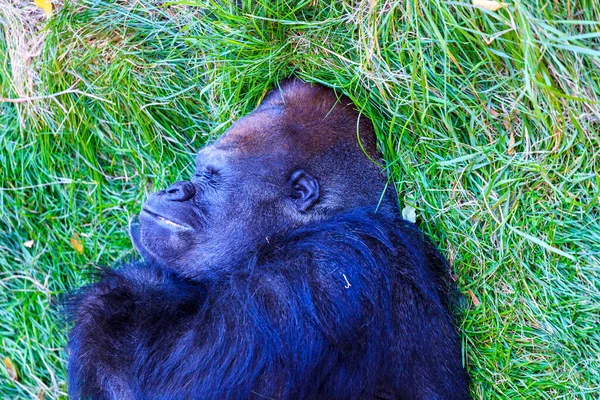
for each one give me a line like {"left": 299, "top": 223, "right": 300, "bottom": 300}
{"left": 67, "top": 80, "right": 470, "bottom": 399}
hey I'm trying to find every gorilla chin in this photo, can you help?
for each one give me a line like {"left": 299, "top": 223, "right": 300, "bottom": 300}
{"left": 130, "top": 214, "right": 194, "bottom": 264}
{"left": 66, "top": 79, "right": 470, "bottom": 399}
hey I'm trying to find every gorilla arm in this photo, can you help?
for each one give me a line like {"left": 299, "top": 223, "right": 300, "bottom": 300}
{"left": 66, "top": 263, "right": 207, "bottom": 400}
{"left": 67, "top": 209, "right": 467, "bottom": 399}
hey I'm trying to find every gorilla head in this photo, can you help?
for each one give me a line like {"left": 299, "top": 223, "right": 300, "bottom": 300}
{"left": 131, "top": 80, "right": 396, "bottom": 276}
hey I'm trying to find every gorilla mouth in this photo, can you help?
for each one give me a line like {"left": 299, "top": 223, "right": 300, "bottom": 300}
{"left": 142, "top": 208, "right": 190, "bottom": 229}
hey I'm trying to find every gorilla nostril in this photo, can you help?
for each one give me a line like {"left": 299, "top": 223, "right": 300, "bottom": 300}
{"left": 164, "top": 181, "right": 196, "bottom": 202}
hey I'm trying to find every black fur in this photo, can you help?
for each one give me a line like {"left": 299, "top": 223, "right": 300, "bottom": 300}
{"left": 67, "top": 208, "right": 468, "bottom": 399}
{"left": 67, "top": 80, "right": 469, "bottom": 399}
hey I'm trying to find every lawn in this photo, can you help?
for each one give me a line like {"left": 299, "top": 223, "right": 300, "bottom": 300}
{"left": 1, "top": 0, "right": 599, "bottom": 398}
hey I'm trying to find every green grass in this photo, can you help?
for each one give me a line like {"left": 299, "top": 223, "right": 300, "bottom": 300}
{"left": 1, "top": 0, "right": 599, "bottom": 398}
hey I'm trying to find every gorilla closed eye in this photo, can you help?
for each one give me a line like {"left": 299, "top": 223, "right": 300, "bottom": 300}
{"left": 195, "top": 165, "right": 221, "bottom": 176}
{"left": 194, "top": 166, "right": 221, "bottom": 185}
{"left": 205, "top": 166, "right": 221, "bottom": 175}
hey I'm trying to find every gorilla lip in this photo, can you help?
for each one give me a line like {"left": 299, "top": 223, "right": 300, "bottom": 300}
{"left": 142, "top": 208, "right": 189, "bottom": 229}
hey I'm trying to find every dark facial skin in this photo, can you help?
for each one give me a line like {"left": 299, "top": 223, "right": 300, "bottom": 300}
{"left": 132, "top": 145, "right": 304, "bottom": 275}
{"left": 130, "top": 80, "right": 395, "bottom": 277}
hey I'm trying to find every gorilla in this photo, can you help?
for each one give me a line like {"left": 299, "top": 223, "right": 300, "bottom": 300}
{"left": 67, "top": 80, "right": 470, "bottom": 399}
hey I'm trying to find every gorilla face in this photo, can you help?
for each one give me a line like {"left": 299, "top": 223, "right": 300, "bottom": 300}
{"left": 130, "top": 80, "right": 393, "bottom": 277}
{"left": 131, "top": 111, "right": 321, "bottom": 276}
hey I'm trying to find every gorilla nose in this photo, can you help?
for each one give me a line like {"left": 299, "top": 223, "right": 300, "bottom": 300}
{"left": 164, "top": 181, "right": 196, "bottom": 202}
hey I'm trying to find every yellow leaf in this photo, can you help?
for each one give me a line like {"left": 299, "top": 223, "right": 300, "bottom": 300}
{"left": 369, "top": 0, "right": 377, "bottom": 12}
{"left": 472, "top": 0, "right": 507, "bottom": 11}
{"left": 468, "top": 290, "right": 481, "bottom": 307}
{"left": 508, "top": 131, "right": 515, "bottom": 155}
{"left": 70, "top": 233, "right": 84, "bottom": 254}
{"left": 489, "top": 107, "right": 500, "bottom": 118}
{"left": 4, "top": 357, "right": 18, "bottom": 381}
{"left": 34, "top": 0, "right": 53, "bottom": 18}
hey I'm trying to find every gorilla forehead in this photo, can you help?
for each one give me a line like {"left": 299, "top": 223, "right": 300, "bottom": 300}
{"left": 212, "top": 80, "right": 376, "bottom": 160}
{"left": 213, "top": 108, "right": 290, "bottom": 155}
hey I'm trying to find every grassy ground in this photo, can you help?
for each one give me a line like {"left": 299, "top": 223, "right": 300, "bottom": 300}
{"left": 1, "top": 0, "right": 599, "bottom": 398}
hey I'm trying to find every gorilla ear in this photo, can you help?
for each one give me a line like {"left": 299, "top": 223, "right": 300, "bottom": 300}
{"left": 289, "top": 170, "right": 319, "bottom": 212}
